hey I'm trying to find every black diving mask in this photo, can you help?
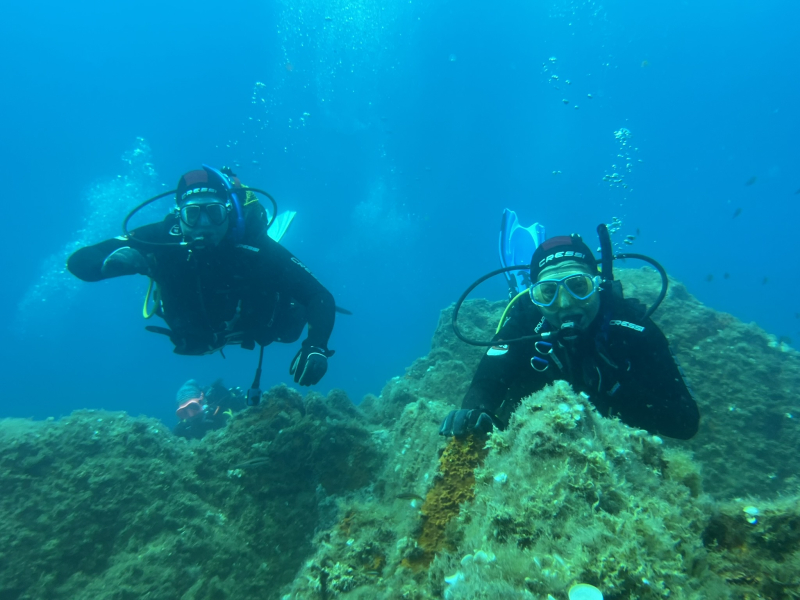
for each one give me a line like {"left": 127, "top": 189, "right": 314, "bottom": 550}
{"left": 179, "top": 202, "right": 229, "bottom": 227}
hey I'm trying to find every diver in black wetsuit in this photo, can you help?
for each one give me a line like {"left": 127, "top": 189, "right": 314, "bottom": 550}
{"left": 173, "top": 379, "right": 246, "bottom": 440}
{"left": 440, "top": 234, "right": 700, "bottom": 440}
{"left": 67, "top": 166, "right": 335, "bottom": 388}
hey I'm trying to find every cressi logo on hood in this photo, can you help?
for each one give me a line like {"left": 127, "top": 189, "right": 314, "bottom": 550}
{"left": 538, "top": 250, "right": 587, "bottom": 268}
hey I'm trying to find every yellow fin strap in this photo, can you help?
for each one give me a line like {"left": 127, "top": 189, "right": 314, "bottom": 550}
{"left": 495, "top": 289, "right": 529, "bottom": 335}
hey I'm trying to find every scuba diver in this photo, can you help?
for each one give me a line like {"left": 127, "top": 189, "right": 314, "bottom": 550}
{"left": 67, "top": 166, "right": 337, "bottom": 397}
{"left": 441, "top": 210, "right": 699, "bottom": 440}
{"left": 173, "top": 379, "right": 246, "bottom": 440}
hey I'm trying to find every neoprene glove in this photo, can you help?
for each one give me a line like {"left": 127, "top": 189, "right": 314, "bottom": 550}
{"left": 439, "top": 409, "right": 495, "bottom": 437}
{"left": 101, "top": 246, "right": 150, "bottom": 278}
{"left": 290, "top": 343, "right": 332, "bottom": 386}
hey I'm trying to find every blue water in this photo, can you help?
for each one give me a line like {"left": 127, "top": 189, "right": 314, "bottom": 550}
{"left": 2, "top": 0, "right": 798, "bottom": 426}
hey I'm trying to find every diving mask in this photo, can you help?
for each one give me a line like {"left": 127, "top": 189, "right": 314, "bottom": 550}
{"left": 176, "top": 398, "right": 205, "bottom": 420}
{"left": 178, "top": 202, "right": 229, "bottom": 227}
{"left": 529, "top": 273, "right": 601, "bottom": 307}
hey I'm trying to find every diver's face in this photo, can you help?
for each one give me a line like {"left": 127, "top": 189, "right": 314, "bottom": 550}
{"left": 178, "top": 197, "right": 230, "bottom": 248}
{"left": 535, "top": 261, "right": 601, "bottom": 332}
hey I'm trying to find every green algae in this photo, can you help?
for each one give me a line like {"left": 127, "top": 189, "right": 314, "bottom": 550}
{"left": 0, "top": 386, "right": 381, "bottom": 600}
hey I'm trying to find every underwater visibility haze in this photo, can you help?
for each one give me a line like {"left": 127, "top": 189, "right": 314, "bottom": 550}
{"left": 1, "top": 0, "right": 800, "bottom": 598}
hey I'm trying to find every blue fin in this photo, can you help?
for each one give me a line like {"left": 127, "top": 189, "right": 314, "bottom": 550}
{"left": 499, "top": 209, "right": 545, "bottom": 295}
{"left": 266, "top": 210, "right": 297, "bottom": 242}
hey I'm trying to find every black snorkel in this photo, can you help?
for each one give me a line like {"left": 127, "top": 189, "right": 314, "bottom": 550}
{"left": 594, "top": 222, "right": 668, "bottom": 320}
{"left": 596, "top": 223, "right": 615, "bottom": 345}
{"left": 452, "top": 223, "right": 669, "bottom": 347}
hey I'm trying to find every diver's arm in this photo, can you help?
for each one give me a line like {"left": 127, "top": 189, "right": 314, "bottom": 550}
{"left": 67, "top": 223, "right": 165, "bottom": 282}
{"left": 67, "top": 237, "right": 138, "bottom": 282}
{"left": 618, "top": 321, "right": 700, "bottom": 440}
{"left": 460, "top": 316, "right": 533, "bottom": 420}
{"left": 261, "top": 238, "right": 336, "bottom": 349}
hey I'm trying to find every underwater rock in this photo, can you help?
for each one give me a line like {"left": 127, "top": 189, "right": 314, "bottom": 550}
{"left": 283, "top": 383, "right": 712, "bottom": 599}
{"left": 0, "top": 385, "right": 381, "bottom": 600}
{"left": 283, "top": 379, "right": 800, "bottom": 599}
{"left": 605, "top": 269, "right": 800, "bottom": 499}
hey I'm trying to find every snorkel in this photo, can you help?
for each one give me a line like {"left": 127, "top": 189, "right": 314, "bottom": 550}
{"left": 201, "top": 164, "right": 245, "bottom": 243}
{"left": 452, "top": 224, "right": 669, "bottom": 347}
{"left": 596, "top": 223, "right": 615, "bottom": 344}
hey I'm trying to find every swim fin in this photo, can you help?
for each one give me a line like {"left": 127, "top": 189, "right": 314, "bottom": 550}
{"left": 499, "top": 209, "right": 545, "bottom": 296}
{"left": 266, "top": 210, "right": 297, "bottom": 243}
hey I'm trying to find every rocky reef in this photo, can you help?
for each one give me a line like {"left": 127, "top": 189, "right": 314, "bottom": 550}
{"left": 1, "top": 268, "right": 799, "bottom": 599}
{"left": 0, "top": 387, "right": 382, "bottom": 599}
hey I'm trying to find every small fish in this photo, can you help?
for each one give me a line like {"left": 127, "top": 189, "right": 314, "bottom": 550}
{"left": 795, "top": 313, "right": 799, "bottom": 319}
{"left": 636, "top": 227, "right": 640, "bottom": 235}
{"left": 795, "top": 189, "right": 800, "bottom": 194}
{"left": 745, "top": 176, "right": 757, "bottom": 186}
{"left": 723, "top": 272, "right": 730, "bottom": 280}
{"left": 733, "top": 207, "right": 742, "bottom": 218}
{"left": 706, "top": 274, "right": 714, "bottom": 282}
{"left": 232, "top": 457, "right": 271, "bottom": 470}
{"left": 396, "top": 493, "right": 424, "bottom": 502}
{"left": 762, "top": 277, "right": 769, "bottom": 285}
{"left": 778, "top": 335, "right": 792, "bottom": 345}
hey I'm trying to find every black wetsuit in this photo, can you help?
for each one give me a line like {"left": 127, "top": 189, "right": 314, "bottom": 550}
{"left": 462, "top": 295, "right": 699, "bottom": 440}
{"left": 67, "top": 213, "right": 335, "bottom": 356}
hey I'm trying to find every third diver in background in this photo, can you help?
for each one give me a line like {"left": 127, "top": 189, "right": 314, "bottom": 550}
{"left": 173, "top": 379, "right": 246, "bottom": 440}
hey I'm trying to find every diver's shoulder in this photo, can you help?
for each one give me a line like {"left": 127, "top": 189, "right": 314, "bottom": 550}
{"left": 242, "top": 226, "right": 281, "bottom": 251}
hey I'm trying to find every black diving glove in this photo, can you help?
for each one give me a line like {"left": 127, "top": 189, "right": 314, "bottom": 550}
{"left": 439, "top": 409, "right": 495, "bottom": 437}
{"left": 101, "top": 246, "right": 150, "bottom": 278}
{"left": 290, "top": 343, "right": 332, "bottom": 386}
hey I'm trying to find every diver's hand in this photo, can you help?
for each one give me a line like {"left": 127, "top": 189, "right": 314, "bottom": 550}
{"left": 101, "top": 246, "right": 150, "bottom": 278}
{"left": 439, "top": 409, "right": 495, "bottom": 437}
{"left": 290, "top": 343, "right": 331, "bottom": 386}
